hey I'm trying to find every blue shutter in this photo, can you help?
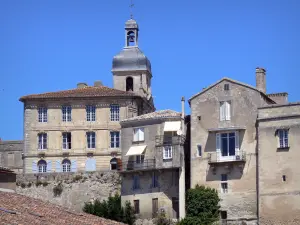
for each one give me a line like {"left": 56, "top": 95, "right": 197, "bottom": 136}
{"left": 56, "top": 160, "right": 61, "bottom": 173}
{"left": 32, "top": 160, "right": 37, "bottom": 173}
{"left": 91, "top": 158, "right": 96, "bottom": 171}
{"left": 86, "top": 158, "right": 92, "bottom": 171}
{"left": 71, "top": 160, "right": 77, "bottom": 172}
{"left": 47, "top": 160, "right": 52, "bottom": 172}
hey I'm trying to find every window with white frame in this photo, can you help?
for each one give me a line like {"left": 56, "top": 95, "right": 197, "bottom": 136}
{"left": 38, "top": 107, "right": 47, "bottom": 122}
{"left": 110, "top": 104, "right": 120, "bottom": 121}
{"left": 38, "top": 133, "right": 47, "bottom": 150}
{"left": 62, "top": 132, "right": 71, "bottom": 150}
{"left": 221, "top": 174, "right": 228, "bottom": 193}
{"left": 110, "top": 131, "right": 120, "bottom": 148}
{"left": 38, "top": 160, "right": 47, "bottom": 173}
{"left": 87, "top": 132, "right": 96, "bottom": 149}
{"left": 216, "top": 131, "right": 239, "bottom": 160}
{"left": 133, "top": 128, "right": 144, "bottom": 142}
{"left": 62, "top": 159, "right": 71, "bottom": 172}
{"left": 136, "top": 154, "right": 145, "bottom": 164}
{"left": 163, "top": 145, "right": 172, "bottom": 159}
{"left": 62, "top": 106, "right": 72, "bottom": 122}
{"left": 220, "top": 101, "right": 231, "bottom": 121}
{"left": 278, "top": 129, "right": 289, "bottom": 148}
{"left": 86, "top": 105, "right": 96, "bottom": 121}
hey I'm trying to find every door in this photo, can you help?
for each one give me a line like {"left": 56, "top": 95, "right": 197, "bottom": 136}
{"left": 172, "top": 197, "right": 179, "bottom": 219}
{"left": 219, "top": 132, "right": 237, "bottom": 161}
{"left": 152, "top": 198, "right": 158, "bottom": 218}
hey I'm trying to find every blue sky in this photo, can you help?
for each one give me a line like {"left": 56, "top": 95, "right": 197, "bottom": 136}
{"left": 1, "top": 0, "right": 300, "bottom": 140}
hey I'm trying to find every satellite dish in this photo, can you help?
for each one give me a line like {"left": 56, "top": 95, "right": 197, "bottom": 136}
{"left": 177, "top": 130, "right": 182, "bottom": 135}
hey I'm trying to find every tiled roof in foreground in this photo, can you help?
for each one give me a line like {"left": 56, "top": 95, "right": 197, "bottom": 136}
{"left": 19, "top": 86, "right": 136, "bottom": 102}
{"left": 121, "top": 110, "right": 181, "bottom": 123}
{"left": 0, "top": 191, "right": 125, "bottom": 225}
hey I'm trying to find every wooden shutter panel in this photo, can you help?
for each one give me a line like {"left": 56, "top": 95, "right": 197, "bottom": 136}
{"left": 47, "top": 160, "right": 52, "bottom": 172}
{"left": 139, "top": 128, "right": 144, "bottom": 141}
{"left": 92, "top": 158, "right": 96, "bottom": 171}
{"left": 85, "top": 158, "right": 91, "bottom": 171}
{"left": 133, "top": 129, "right": 139, "bottom": 142}
{"left": 71, "top": 160, "right": 77, "bottom": 172}
{"left": 226, "top": 102, "right": 231, "bottom": 120}
{"left": 216, "top": 133, "right": 221, "bottom": 153}
{"left": 56, "top": 160, "right": 61, "bottom": 172}
{"left": 235, "top": 131, "right": 240, "bottom": 153}
{"left": 32, "top": 160, "right": 37, "bottom": 173}
{"left": 220, "top": 102, "right": 225, "bottom": 121}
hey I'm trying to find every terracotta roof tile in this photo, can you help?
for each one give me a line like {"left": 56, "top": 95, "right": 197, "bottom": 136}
{"left": 0, "top": 191, "right": 126, "bottom": 225}
{"left": 19, "top": 86, "right": 137, "bottom": 102}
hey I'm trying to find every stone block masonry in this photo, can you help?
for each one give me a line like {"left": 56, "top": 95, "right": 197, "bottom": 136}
{"left": 16, "top": 171, "right": 121, "bottom": 212}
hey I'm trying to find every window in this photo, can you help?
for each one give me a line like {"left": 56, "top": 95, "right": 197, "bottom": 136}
{"left": 224, "top": 84, "right": 230, "bottom": 91}
{"left": 136, "top": 155, "right": 145, "bottom": 164}
{"left": 197, "top": 145, "right": 202, "bottom": 157}
{"left": 220, "top": 101, "right": 231, "bottom": 121}
{"left": 133, "top": 175, "right": 140, "bottom": 190}
{"left": 62, "top": 159, "right": 71, "bottom": 172}
{"left": 221, "top": 174, "right": 228, "bottom": 193}
{"left": 220, "top": 211, "right": 227, "bottom": 220}
{"left": 62, "top": 106, "right": 72, "bottom": 122}
{"left": 151, "top": 171, "right": 159, "bottom": 188}
{"left": 278, "top": 129, "right": 289, "bottom": 148}
{"left": 110, "top": 158, "right": 118, "bottom": 170}
{"left": 87, "top": 132, "right": 96, "bottom": 149}
{"left": 133, "top": 128, "right": 144, "bottom": 142}
{"left": 216, "top": 132, "right": 239, "bottom": 160}
{"left": 86, "top": 105, "right": 96, "bottom": 121}
{"left": 62, "top": 132, "right": 71, "bottom": 150}
{"left": 163, "top": 145, "right": 172, "bottom": 160}
{"left": 134, "top": 200, "right": 140, "bottom": 214}
{"left": 282, "top": 175, "right": 286, "bottom": 182}
{"left": 38, "top": 160, "right": 47, "bottom": 173}
{"left": 127, "top": 31, "right": 136, "bottom": 46}
{"left": 110, "top": 104, "right": 120, "bottom": 121}
{"left": 38, "top": 107, "right": 47, "bottom": 122}
{"left": 38, "top": 133, "right": 47, "bottom": 150}
{"left": 110, "top": 131, "right": 120, "bottom": 148}
{"left": 126, "top": 77, "right": 134, "bottom": 92}
{"left": 152, "top": 198, "right": 158, "bottom": 218}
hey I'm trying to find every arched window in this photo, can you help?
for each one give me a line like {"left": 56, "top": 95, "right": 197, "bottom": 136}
{"left": 62, "top": 159, "right": 71, "bottom": 172}
{"left": 110, "top": 158, "right": 118, "bottom": 170}
{"left": 38, "top": 160, "right": 47, "bottom": 173}
{"left": 126, "top": 77, "right": 133, "bottom": 92}
{"left": 127, "top": 31, "right": 136, "bottom": 46}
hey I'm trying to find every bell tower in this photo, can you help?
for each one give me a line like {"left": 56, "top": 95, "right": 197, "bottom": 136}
{"left": 112, "top": 18, "right": 152, "bottom": 100}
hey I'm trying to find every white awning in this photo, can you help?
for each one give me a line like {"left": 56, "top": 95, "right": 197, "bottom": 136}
{"left": 126, "top": 145, "right": 147, "bottom": 156}
{"left": 164, "top": 121, "right": 181, "bottom": 132}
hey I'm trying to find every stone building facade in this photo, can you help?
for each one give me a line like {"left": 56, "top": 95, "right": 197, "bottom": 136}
{"left": 0, "top": 140, "right": 23, "bottom": 173}
{"left": 19, "top": 18, "right": 155, "bottom": 174}
{"left": 119, "top": 109, "right": 187, "bottom": 220}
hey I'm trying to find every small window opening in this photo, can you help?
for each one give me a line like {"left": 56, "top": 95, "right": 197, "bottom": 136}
{"left": 221, "top": 174, "right": 228, "bottom": 193}
{"left": 110, "top": 158, "right": 118, "bottom": 170}
{"left": 282, "top": 175, "right": 286, "bottom": 182}
{"left": 224, "top": 84, "right": 230, "bottom": 91}
{"left": 126, "top": 77, "right": 134, "bottom": 92}
{"left": 127, "top": 31, "right": 136, "bottom": 46}
{"left": 220, "top": 210, "right": 227, "bottom": 219}
{"left": 197, "top": 145, "right": 202, "bottom": 157}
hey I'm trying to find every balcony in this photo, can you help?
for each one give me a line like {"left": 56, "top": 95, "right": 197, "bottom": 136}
{"left": 208, "top": 151, "right": 246, "bottom": 164}
{"left": 155, "top": 135, "right": 186, "bottom": 147}
{"left": 118, "top": 159, "right": 156, "bottom": 172}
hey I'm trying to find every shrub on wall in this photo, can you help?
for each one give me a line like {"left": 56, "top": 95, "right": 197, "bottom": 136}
{"left": 177, "top": 185, "right": 220, "bottom": 225}
{"left": 83, "top": 193, "right": 136, "bottom": 225}
{"left": 53, "top": 182, "right": 63, "bottom": 197}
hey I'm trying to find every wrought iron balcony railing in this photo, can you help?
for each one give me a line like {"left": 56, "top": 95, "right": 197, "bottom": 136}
{"left": 118, "top": 159, "right": 156, "bottom": 172}
{"left": 208, "top": 151, "right": 246, "bottom": 164}
{"left": 155, "top": 135, "right": 186, "bottom": 146}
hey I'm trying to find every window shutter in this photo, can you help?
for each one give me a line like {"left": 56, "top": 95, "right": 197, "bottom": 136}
{"left": 216, "top": 133, "right": 221, "bottom": 153}
{"left": 32, "top": 160, "right": 37, "bottom": 173}
{"left": 134, "top": 129, "right": 139, "bottom": 141}
{"left": 71, "top": 160, "right": 77, "bottom": 172}
{"left": 139, "top": 128, "right": 144, "bottom": 141}
{"left": 47, "top": 160, "right": 52, "bottom": 172}
{"left": 226, "top": 102, "right": 231, "bottom": 120}
{"left": 92, "top": 158, "right": 96, "bottom": 171}
{"left": 235, "top": 131, "right": 240, "bottom": 153}
{"left": 220, "top": 102, "right": 225, "bottom": 121}
{"left": 56, "top": 160, "right": 61, "bottom": 172}
{"left": 85, "top": 158, "right": 91, "bottom": 171}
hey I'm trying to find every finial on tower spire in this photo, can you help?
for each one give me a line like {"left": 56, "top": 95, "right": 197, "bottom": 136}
{"left": 130, "top": 0, "right": 134, "bottom": 19}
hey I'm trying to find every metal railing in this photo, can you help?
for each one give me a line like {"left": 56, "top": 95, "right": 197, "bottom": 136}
{"left": 208, "top": 151, "right": 246, "bottom": 164}
{"left": 155, "top": 135, "right": 186, "bottom": 146}
{"left": 118, "top": 159, "right": 156, "bottom": 172}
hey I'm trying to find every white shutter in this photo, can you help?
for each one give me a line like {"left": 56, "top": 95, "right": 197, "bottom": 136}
{"left": 47, "top": 160, "right": 52, "bottom": 172}
{"left": 133, "top": 129, "right": 139, "bottom": 141}
{"left": 139, "top": 128, "right": 144, "bottom": 141}
{"left": 71, "top": 160, "right": 77, "bottom": 172}
{"left": 216, "top": 133, "right": 221, "bottom": 153}
{"left": 56, "top": 160, "right": 61, "bottom": 172}
{"left": 226, "top": 102, "right": 231, "bottom": 120}
{"left": 220, "top": 102, "right": 225, "bottom": 121}
{"left": 32, "top": 160, "right": 37, "bottom": 173}
{"left": 235, "top": 131, "right": 240, "bottom": 154}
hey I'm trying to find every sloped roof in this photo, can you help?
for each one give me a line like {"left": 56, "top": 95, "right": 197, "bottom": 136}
{"left": 188, "top": 77, "right": 275, "bottom": 104}
{"left": 0, "top": 191, "right": 125, "bottom": 225}
{"left": 121, "top": 110, "right": 181, "bottom": 123}
{"left": 19, "top": 86, "right": 137, "bottom": 102}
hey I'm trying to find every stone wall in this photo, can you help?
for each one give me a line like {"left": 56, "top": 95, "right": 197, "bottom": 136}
{"left": 16, "top": 171, "right": 121, "bottom": 212}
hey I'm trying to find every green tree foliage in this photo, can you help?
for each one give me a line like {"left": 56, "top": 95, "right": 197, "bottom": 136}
{"left": 178, "top": 185, "right": 220, "bottom": 225}
{"left": 83, "top": 193, "right": 135, "bottom": 225}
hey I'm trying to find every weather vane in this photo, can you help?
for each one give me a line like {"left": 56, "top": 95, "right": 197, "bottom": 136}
{"left": 130, "top": 0, "right": 134, "bottom": 19}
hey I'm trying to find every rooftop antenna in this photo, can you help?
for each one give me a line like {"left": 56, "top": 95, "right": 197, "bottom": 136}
{"left": 130, "top": 0, "right": 134, "bottom": 19}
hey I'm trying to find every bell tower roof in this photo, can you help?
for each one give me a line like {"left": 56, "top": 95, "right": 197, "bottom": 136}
{"left": 125, "top": 19, "right": 138, "bottom": 29}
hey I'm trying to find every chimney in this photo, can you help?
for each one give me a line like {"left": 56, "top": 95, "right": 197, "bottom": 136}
{"left": 77, "top": 83, "right": 88, "bottom": 89}
{"left": 94, "top": 81, "right": 103, "bottom": 87}
{"left": 256, "top": 67, "right": 266, "bottom": 93}
{"left": 181, "top": 97, "right": 185, "bottom": 134}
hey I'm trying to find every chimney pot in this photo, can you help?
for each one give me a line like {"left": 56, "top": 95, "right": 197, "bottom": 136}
{"left": 94, "top": 81, "right": 103, "bottom": 87}
{"left": 77, "top": 83, "right": 88, "bottom": 89}
{"left": 256, "top": 67, "right": 266, "bottom": 93}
